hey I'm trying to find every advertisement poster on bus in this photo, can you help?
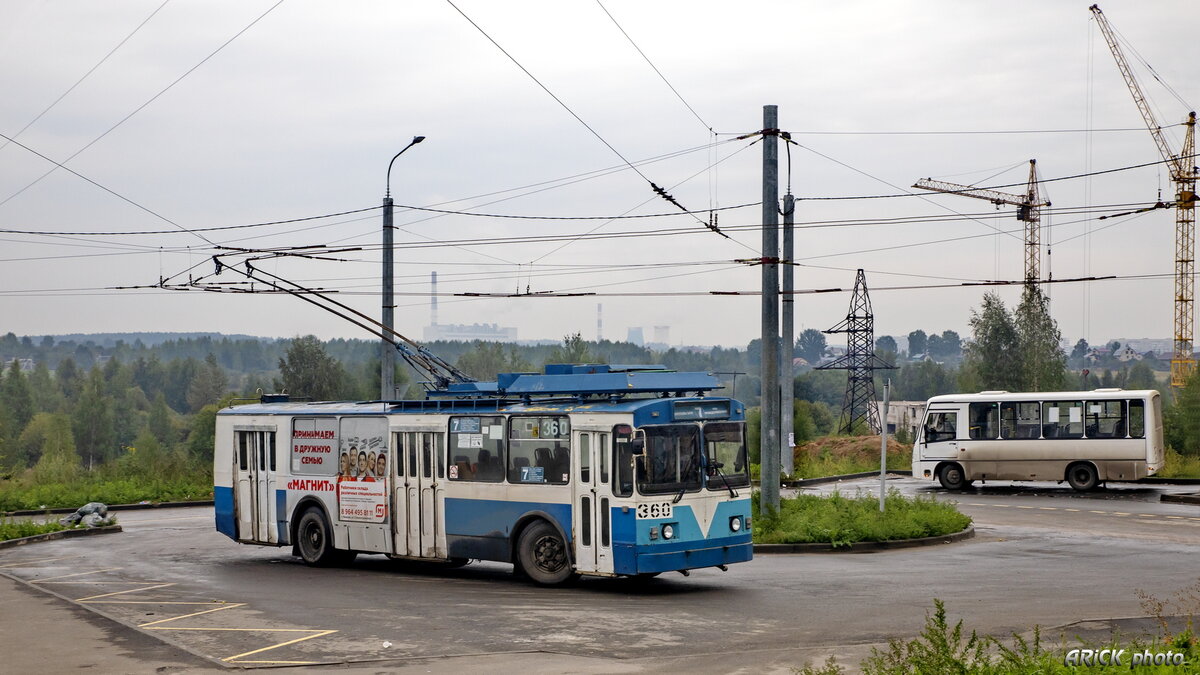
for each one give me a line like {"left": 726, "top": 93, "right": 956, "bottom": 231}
{"left": 337, "top": 417, "right": 388, "bottom": 523}
{"left": 291, "top": 417, "right": 338, "bottom": 475}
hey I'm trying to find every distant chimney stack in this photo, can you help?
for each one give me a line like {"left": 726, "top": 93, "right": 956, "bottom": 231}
{"left": 431, "top": 271, "right": 438, "bottom": 326}
{"left": 597, "top": 303, "right": 603, "bottom": 341}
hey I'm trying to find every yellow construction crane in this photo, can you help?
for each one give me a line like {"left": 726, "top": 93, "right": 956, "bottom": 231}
{"left": 913, "top": 159, "right": 1049, "bottom": 284}
{"left": 1090, "top": 4, "right": 1198, "bottom": 387}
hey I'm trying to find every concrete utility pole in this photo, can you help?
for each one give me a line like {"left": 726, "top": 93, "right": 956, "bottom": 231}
{"left": 382, "top": 136, "right": 425, "bottom": 400}
{"left": 781, "top": 192, "right": 795, "bottom": 477}
{"left": 879, "top": 379, "right": 890, "bottom": 512}
{"left": 760, "top": 105, "right": 781, "bottom": 512}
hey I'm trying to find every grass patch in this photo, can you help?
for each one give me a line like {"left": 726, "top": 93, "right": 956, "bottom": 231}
{"left": 1159, "top": 449, "right": 1200, "bottom": 479}
{"left": 790, "top": 435, "right": 912, "bottom": 480}
{"left": 0, "top": 473, "right": 212, "bottom": 512}
{"left": 796, "top": 595, "right": 1199, "bottom": 674}
{"left": 752, "top": 489, "right": 970, "bottom": 546}
{"left": 0, "top": 517, "right": 66, "bottom": 542}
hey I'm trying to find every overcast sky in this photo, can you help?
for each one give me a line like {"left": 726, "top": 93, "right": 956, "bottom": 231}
{"left": 1, "top": 1, "right": 1196, "bottom": 349}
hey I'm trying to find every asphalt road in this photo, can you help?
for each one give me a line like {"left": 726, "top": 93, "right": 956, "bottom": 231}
{"left": 2, "top": 477, "right": 1198, "bottom": 673}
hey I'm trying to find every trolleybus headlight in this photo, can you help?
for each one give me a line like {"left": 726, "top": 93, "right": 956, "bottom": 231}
{"left": 662, "top": 524, "right": 675, "bottom": 540}
{"left": 730, "top": 516, "right": 742, "bottom": 532}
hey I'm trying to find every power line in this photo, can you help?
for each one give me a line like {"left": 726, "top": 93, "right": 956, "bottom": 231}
{"left": 0, "top": 0, "right": 172, "bottom": 155}
{"left": 0, "top": 205, "right": 381, "bottom": 236}
{"left": 717, "top": 126, "right": 1172, "bottom": 136}
{"left": 0, "top": 131, "right": 216, "bottom": 246}
{"left": 444, "top": 0, "right": 722, "bottom": 236}
{"left": 594, "top": 0, "right": 711, "bottom": 133}
{"left": 0, "top": 0, "right": 286, "bottom": 213}
{"left": 795, "top": 152, "right": 1199, "bottom": 201}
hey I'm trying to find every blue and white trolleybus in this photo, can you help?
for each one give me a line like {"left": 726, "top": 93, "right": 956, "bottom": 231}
{"left": 214, "top": 365, "right": 753, "bottom": 584}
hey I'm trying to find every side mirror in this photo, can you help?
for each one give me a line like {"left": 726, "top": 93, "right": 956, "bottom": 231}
{"left": 630, "top": 438, "right": 645, "bottom": 456}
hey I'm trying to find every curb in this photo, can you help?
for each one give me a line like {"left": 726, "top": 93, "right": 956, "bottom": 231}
{"left": 783, "top": 470, "right": 912, "bottom": 489}
{"left": 0, "top": 525, "right": 123, "bottom": 551}
{"left": 754, "top": 471, "right": 1200, "bottom": 489}
{"left": 1161, "top": 493, "right": 1200, "bottom": 506}
{"left": 3, "top": 500, "right": 214, "bottom": 518}
{"left": 753, "top": 524, "right": 975, "bottom": 554}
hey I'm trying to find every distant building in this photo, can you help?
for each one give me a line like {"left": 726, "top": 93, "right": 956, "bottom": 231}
{"left": 3, "top": 358, "right": 35, "bottom": 372}
{"left": 423, "top": 323, "right": 517, "bottom": 342}
{"left": 1113, "top": 337, "right": 1173, "bottom": 354}
{"left": 626, "top": 327, "right": 644, "bottom": 346}
{"left": 1114, "top": 345, "right": 1143, "bottom": 362}
{"left": 878, "top": 400, "right": 926, "bottom": 438}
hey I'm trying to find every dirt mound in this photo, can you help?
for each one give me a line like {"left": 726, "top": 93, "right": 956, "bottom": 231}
{"left": 793, "top": 435, "right": 909, "bottom": 464}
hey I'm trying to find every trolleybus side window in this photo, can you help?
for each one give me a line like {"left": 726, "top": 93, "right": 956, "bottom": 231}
{"left": 406, "top": 432, "right": 417, "bottom": 478}
{"left": 579, "top": 433, "right": 590, "bottom": 483}
{"left": 613, "top": 425, "right": 635, "bottom": 497}
{"left": 1129, "top": 399, "right": 1146, "bottom": 438}
{"left": 637, "top": 424, "right": 701, "bottom": 495}
{"left": 238, "top": 432, "right": 249, "bottom": 471}
{"left": 599, "top": 432, "right": 609, "bottom": 485}
{"left": 1000, "top": 402, "right": 1040, "bottom": 439}
{"left": 448, "top": 416, "right": 505, "bottom": 482}
{"left": 508, "top": 416, "right": 570, "bottom": 484}
{"left": 1085, "top": 400, "right": 1126, "bottom": 438}
{"left": 924, "top": 412, "right": 957, "bottom": 443}
{"left": 703, "top": 422, "right": 750, "bottom": 489}
{"left": 968, "top": 402, "right": 999, "bottom": 440}
{"left": 1042, "top": 401, "right": 1084, "bottom": 439}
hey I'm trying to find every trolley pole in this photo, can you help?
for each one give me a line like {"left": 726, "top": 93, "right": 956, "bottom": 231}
{"left": 781, "top": 192, "right": 795, "bottom": 477}
{"left": 760, "top": 105, "right": 781, "bottom": 513}
{"left": 880, "top": 379, "right": 890, "bottom": 512}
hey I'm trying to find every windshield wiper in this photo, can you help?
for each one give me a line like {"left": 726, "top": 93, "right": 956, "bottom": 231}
{"left": 709, "top": 460, "right": 737, "bottom": 498}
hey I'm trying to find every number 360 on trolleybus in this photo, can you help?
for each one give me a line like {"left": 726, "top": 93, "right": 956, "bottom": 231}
{"left": 213, "top": 365, "right": 753, "bottom": 584}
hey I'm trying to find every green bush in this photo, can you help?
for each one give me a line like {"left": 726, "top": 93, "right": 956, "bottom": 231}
{"left": 798, "top": 596, "right": 1199, "bottom": 674}
{"left": 752, "top": 489, "right": 970, "bottom": 546}
{"left": 0, "top": 473, "right": 212, "bottom": 511}
{"left": 1159, "top": 448, "right": 1200, "bottom": 479}
{"left": 0, "top": 517, "right": 65, "bottom": 541}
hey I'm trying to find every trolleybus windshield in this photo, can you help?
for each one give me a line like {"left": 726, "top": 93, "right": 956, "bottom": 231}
{"left": 704, "top": 422, "right": 750, "bottom": 489}
{"left": 637, "top": 425, "right": 702, "bottom": 494}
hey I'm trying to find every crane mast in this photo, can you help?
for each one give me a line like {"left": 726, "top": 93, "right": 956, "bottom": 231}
{"left": 1090, "top": 4, "right": 1198, "bottom": 387}
{"left": 913, "top": 159, "right": 1048, "bottom": 283}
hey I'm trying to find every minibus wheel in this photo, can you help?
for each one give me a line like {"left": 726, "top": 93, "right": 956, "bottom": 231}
{"left": 938, "top": 463, "right": 970, "bottom": 491}
{"left": 1066, "top": 462, "right": 1099, "bottom": 492}
{"left": 516, "top": 520, "right": 577, "bottom": 586}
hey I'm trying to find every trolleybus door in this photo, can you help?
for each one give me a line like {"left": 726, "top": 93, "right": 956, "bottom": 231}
{"left": 399, "top": 432, "right": 444, "bottom": 559}
{"left": 234, "top": 429, "right": 277, "bottom": 543}
{"left": 573, "top": 430, "right": 614, "bottom": 574}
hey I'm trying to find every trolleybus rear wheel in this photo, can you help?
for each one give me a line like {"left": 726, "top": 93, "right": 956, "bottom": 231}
{"left": 938, "top": 463, "right": 971, "bottom": 491}
{"left": 296, "top": 507, "right": 355, "bottom": 567}
{"left": 1066, "top": 462, "right": 1099, "bottom": 492}
{"left": 516, "top": 521, "right": 576, "bottom": 586}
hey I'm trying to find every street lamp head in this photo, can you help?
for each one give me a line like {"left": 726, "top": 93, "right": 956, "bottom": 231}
{"left": 385, "top": 135, "right": 427, "bottom": 198}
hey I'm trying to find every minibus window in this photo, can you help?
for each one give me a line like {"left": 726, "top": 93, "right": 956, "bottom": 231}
{"left": 1129, "top": 400, "right": 1145, "bottom": 438}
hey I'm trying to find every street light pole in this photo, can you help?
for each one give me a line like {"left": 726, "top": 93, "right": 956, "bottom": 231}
{"left": 382, "top": 135, "right": 425, "bottom": 401}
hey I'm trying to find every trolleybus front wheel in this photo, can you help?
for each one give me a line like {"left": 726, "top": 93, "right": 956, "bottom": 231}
{"left": 1066, "top": 462, "right": 1099, "bottom": 492}
{"left": 516, "top": 521, "right": 577, "bottom": 586}
{"left": 296, "top": 507, "right": 355, "bottom": 567}
{"left": 938, "top": 463, "right": 972, "bottom": 491}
